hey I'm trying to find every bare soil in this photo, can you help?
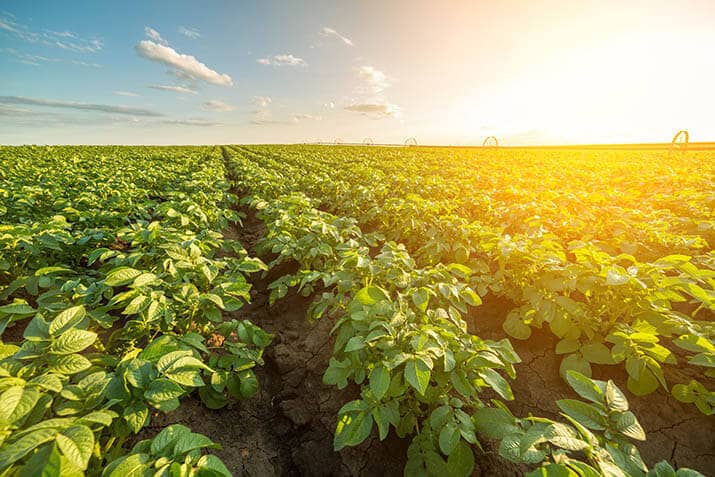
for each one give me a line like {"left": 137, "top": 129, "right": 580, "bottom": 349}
{"left": 142, "top": 203, "right": 714, "bottom": 476}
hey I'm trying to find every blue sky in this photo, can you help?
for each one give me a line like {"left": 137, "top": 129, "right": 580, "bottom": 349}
{"left": 2, "top": 0, "right": 715, "bottom": 145}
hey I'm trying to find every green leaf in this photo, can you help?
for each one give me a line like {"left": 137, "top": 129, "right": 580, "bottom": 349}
{"left": 480, "top": 368, "right": 513, "bottom": 400}
{"left": 56, "top": 425, "right": 94, "bottom": 470}
{"left": 460, "top": 288, "right": 482, "bottom": 307}
{"left": 102, "top": 452, "right": 150, "bottom": 477}
{"left": 555, "top": 339, "right": 580, "bottom": 354}
{"left": 526, "top": 463, "right": 579, "bottom": 477}
{"left": 105, "top": 267, "right": 142, "bottom": 287}
{"left": 560, "top": 354, "right": 592, "bottom": 379}
{"left": 334, "top": 405, "right": 373, "bottom": 450}
{"left": 564, "top": 371, "right": 603, "bottom": 403}
{"left": 0, "top": 428, "right": 58, "bottom": 470}
{"left": 439, "top": 422, "right": 460, "bottom": 456}
{"left": 354, "top": 286, "right": 389, "bottom": 305}
{"left": 411, "top": 288, "right": 430, "bottom": 312}
{"left": 606, "top": 268, "right": 630, "bottom": 286}
{"left": 605, "top": 380, "right": 629, "bottom": 411}
{"left": 503, "top": 314, "right": 531, "bottom": 340}
{"left": 48, "top": 354, "right": 92, "bottom": 374}
{"left": 627, "top": 369, "right": 660, "bottom": 396}
{"left": 556, "top": 399, "right": 607, "bottom": 430}
{"left": 547, "top": 423, "right": 590, "bottom": 451}
{"left": 0, "top": 303, "right": 36, "bottom": 315}
{"left": 123, "top": 403, "right": 149, "bottom": 434}
{"left": 344, "top": 336, "right": 366, "bottom": 352}
{"left": 612, "top": 411, "right": 645, "bottom": 441}
{"left": 445, "top": 439, "right": 474, "bottom": 477}
{"left": 196, "top": 455, "right": 232, "bottom": 477}
{"left": 122, "top": 295, "right": 150, "bottom": 315}
{"left": 581, "top": 342, "right": 614, "bottom": 364}
{"left": 473, "top": 407, "right": 518, "bottom": 440}
{"left": 49, "top": 305, "right": 86, "bottom": 336}
{"left": 144, "top": 378, "right": 185, "bottom": 405}
{"left": 173, "top": 431, "right": 218, "bottom": 454}
{"left": 49, "top": 329, "right": 96, "bottom": 354}
{"left": 369, "top": 365, "right": 390, "bottom": 400}
{"left": 0, "top": 386, "right": 39, "bottom": 424}
{"left": 405, "top": 357, "right": 431, "bottom": 395}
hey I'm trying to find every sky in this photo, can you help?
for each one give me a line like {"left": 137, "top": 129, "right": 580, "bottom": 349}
{"left": 2, "top": 0, "right": 715, "bottom": 145}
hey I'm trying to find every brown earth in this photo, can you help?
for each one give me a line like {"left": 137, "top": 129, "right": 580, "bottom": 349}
{"left": 140, "top": 202, "right": 714, "bottom": 476}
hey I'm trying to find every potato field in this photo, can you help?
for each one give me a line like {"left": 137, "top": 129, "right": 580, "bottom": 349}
{"left": 0, "top": 145, "right": 712, "bottom": 477}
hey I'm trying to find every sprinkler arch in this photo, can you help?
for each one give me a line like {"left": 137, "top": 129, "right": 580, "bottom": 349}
{"left": 482, "top": 136, "right": 499, "bottom": 147}
{"left": 669, "top": 130, "right": 689, "bottom": 157}
{"left": 362, "top": 138, "right": 374, "bottom": 145}
{"left": 404, "top": 137, "right": 418, "bottom": 146}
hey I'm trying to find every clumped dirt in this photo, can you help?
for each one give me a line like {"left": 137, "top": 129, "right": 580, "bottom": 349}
{"left": 143, "top": 206, "right": 408, "bottom": 476}
{"left": 143, "top": 202, "right": 714, "bottom": 476}
{"left": 470, "top": 297, "right": 715, "bottom": 474}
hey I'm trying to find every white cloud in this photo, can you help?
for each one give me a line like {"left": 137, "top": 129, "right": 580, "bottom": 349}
{"left": 344, "top": 102, "right": 401, "bottom": 119}
{"left": 320, "top": 27, "right": 354, "bottom": 46}
{"left": 71, "top": 59, "right": 101, "bottom": 68}
{"left": 0, "top": 48, "right": 58, "bottom": 66}
{"left": 55, "top": 38, "right": 102, "bottom": 53}
{"left": 0, "top": 95, "right": 162, "bottom": 116}
{"left": 250, "top": 118, "right": 294, "bottom": 126}
{"left": 144, "top": 26, "right": 168, "bottom": 45}
{"left": 179, "top": 26, "right": 201, "bottom": 39}
{"left": 203, "top": 100, "right": 234, "bottom": 112}
{"left": 148, "top": 84, "right": 197, "bottom": 94}
{"left": 358, "top": 66, "right": 390, "bottom": 94}
{"left": 114, "top": 91, "right": 140, "bottom": 97}
{"left": 251, "top": 96, "right": 272, "bottom": 108}
{"left": 136, "top": 40, "right": 233, "bottom": 86}
{"left": 0, "top": 15, "right": 102, "bottom": 53}
{"left": 256, "top": 54, "right": 307, "bottom": 67}
{"left": 293, "top": 113, "right": 322, "bottom": 122}
{"left": 164, "top": 118, "right": 221, "bottom": 126}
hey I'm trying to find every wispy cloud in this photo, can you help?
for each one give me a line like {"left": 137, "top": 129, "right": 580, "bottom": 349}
{"left": 71, "top": 59, "right": 101, "bottom": 68}
{"left": 250, "top": 118, "right": 294, "bottom": 126}
{"left": 55, "top": 38, "right": 102, "bottom": 53}
{"left": 136, "top": 40, "right": 233, "bottom": 86}
{"left": 164, "top": 118, "right": 221, "bottom": 126}
{"left": 203, "top": 100, "right": 234, "bottom": 112}
{"left": 320, "top": 27, "right": 353, "bottom": 46}
{"left": 0, "top": 15, "right": 102, "bottom": 53}
{"left": 1, "top": 47, "right": 58, "bottom": 66}
{"left": 0, "top": 104, "right": 42, "bottom": 116}
{"left": 293, "top": 113, "right": 322, "bottom": 122}
{"left": 251, "top": 96, "right": 272, "bottom": 108}
{"left": 1, "top": 48, "right": 100, "bottom": 67}
{"left": 0, "top": 95, "right": 162, "bottom": 117}
{"left": 257, "top": 54, "right": 307, "bottom": 67}
{"left": 144, "top": 26, "right": 168, "bottom": 46}
{"left": 179, "top": 26, "right": 201, "bottom": 39}
{"left": 344, "top": 102, "right": 401, "bottom": 119}
{"left": 358, "top": 66, "right": 390, "bottom": 94}
{"left": 114, "top": 91, "right": 140, "bottom": 97}
{"left": 148, "top": 84, "right": 197, "bottom": 94}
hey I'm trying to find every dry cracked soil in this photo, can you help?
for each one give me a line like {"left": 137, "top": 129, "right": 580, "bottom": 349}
{"left": 139, "top": 203, "right": 715, "bottom": 476}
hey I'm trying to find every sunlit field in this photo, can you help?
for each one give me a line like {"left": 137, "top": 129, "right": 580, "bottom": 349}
{"left": 2, "top": 0, "right": 715, "bottom": 475}
{"left": 1, "top": 144, "right": 712, "bottom": 476}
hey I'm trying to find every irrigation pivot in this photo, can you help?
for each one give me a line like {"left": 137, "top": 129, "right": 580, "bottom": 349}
{"left": 404, "top": 137, "right": 418, "bottom": 146}
{"left": 362, "top": 138, "right": 374, "bottom": 145}
{"left": 482, "top": 136, "right": 500, "bottom": 147}
{"left": 669, "top": 130, "right": 689, "bottom": 158}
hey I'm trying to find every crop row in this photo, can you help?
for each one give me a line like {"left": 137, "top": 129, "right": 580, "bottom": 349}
{"left": 0, "top": 146, "right": 270, "bottom": 475}
{"left": 223, "top": 146, "right": 708, "bottom": 476}
{"left": 226, "top": 145, "right": 714, "bottom": 414}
